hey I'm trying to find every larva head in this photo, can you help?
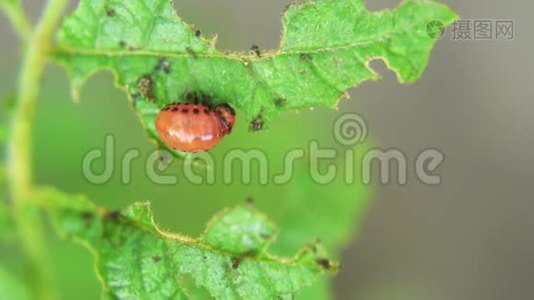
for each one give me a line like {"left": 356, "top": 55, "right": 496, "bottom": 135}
{"left": 215, "top": 103, "right": 236, "bottom": 133}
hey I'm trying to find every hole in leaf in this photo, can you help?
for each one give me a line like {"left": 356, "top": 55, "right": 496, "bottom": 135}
{"left": 365, "top": 0, "right": 401, "bottom": 11}
{"left": 172, "top": 0, "right": 289, "bottom": 51}
{"left": 367, "top": 59, "right": 399, "bottom": 82}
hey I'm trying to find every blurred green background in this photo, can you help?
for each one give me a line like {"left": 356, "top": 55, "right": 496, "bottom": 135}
{"left": 1, "top": 0, "right": 533, "bottom": 299}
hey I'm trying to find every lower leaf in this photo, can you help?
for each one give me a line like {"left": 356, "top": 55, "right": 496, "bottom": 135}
{"left": 40, "top": 188, "right": 336, "bottom": 299}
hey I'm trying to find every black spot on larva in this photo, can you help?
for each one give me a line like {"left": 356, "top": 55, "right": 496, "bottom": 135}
{"left": 152, "top": 256, "right": 161, "bottom": 263}
{"left": 316, "top": 258, "right": 333, "bottom": 269}
{"left": 193, "top": 108, "right": 200, "bottom": 114}
{"left": 250, "top": 117, "right": 264, "bottom": 132}
{"left": 251, "top": 44, "right": 261, "bottom": 57}
{"left": 204, "top": 109, "right": 210, "bottom": 114}
{"left": 275, "top": 98, "right": 287, "bottom": 107}
{"left": 182, "top": 109, "right": 189, "bottom": 113}
{"left": 106, "top": 8, "right": 116, "bottom": 17}
{"left": 195, "top": 30, "right": 201, "bottom": 37}
{"left": 155, "top": 57, "right": 171, "bottom": 74}
{"left": 300, "top": 53, "right": 312, "bottom": 62}
{"left": 171, "top": 107, "right": 178, "bottom": 112}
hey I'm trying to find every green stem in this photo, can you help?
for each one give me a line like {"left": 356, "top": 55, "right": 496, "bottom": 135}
{"left": 0, "top": 1, "right": 32, "bottom": 42}
{"left": 7, "top": 0, "right": 67, "bottom": 299}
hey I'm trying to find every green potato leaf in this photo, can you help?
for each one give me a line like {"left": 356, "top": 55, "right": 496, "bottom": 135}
{"left": 53, "top": 0, "right": 457, "bottom": 156}
{"left": 41, "top": 188, "right": 336, "bottom": 299}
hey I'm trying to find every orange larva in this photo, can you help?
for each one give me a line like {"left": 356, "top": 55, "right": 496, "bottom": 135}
{"left": 155, "top": 103, "right": 235, "bottom": 152}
